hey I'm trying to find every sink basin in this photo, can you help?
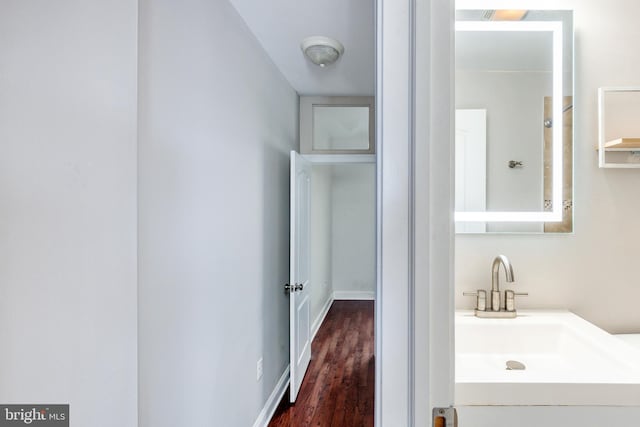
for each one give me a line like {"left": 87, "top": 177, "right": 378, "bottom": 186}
{"left": 455, "top": 310, "right": 640, "bottom": 406}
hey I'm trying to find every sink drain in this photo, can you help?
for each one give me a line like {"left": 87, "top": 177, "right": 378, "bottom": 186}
{"left": 506, "top": 360, "right": 526, "bottom": 370}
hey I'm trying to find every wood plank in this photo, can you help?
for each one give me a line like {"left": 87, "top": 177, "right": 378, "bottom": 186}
{"left": 268, "top": 300, "right": 374, "bottom": 427}
{"left": 604, "top": 137, "right": 640, "bottom": 149}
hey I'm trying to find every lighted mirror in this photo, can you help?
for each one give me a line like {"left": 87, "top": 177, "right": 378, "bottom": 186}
{"left": 455, "top": 10, "right": 573, "bottom": 233}
{"left": 300, "top": 96, "right": 375, "bottom": 155}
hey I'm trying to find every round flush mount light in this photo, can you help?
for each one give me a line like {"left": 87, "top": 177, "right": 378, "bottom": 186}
{"left": 301, "top": 36, "right": 344, "bottom": 68}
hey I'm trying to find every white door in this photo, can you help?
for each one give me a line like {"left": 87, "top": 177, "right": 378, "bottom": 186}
{"left": 289, "top": 150, "right": 312, "bottom": 402}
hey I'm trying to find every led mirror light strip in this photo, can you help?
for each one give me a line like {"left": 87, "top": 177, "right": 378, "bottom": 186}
{"left": 454, "top": 20, "right": 564, "bottom": 222}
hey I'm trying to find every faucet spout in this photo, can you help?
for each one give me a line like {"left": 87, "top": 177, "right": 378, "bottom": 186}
{"left": 490, "top": 255, "right": 514, "bottom": 311}
{"left": 492, "top": 255, "right": 514, "bottom": 291}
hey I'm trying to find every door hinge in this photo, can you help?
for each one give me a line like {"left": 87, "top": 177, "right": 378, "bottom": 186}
{"left": 433, "top": 407, "right": 458, "bottom": 427}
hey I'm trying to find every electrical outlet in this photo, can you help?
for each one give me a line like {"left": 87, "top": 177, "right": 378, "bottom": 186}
{"left": 256, "top": 357, "right": 263, "bottom": 381}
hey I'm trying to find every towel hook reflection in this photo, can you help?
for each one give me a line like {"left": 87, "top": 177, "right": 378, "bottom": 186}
{"left": 508, "top": 160, "right": 523, "bottom": 169}
{"left": 544, "top": 104, "right": 573, "bottom": 128}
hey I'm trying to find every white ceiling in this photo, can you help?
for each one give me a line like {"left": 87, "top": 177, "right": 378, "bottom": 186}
{"left": 228, "top": 0, "right": 375, "bottom": 96}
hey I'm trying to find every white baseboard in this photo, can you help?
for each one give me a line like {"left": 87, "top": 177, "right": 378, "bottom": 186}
{"left": 252, "top": 365, "right": 290, "bottom": 427}
{"left": 333, "top": 290, "right": 375, "bottom": 300}
{"left": 311, "top": 296, "right": 334, "bottom": 342}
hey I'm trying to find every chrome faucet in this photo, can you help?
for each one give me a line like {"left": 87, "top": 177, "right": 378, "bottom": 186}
{"left": 463, "top": 255, "right": 527, "bottom": 318}
{"left": 491, "top": 254, "right": 514, "bottom": 312}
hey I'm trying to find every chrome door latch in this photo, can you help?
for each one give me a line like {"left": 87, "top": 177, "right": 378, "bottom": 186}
{"left": 433, "top": 407, "right": 458, "bottom": 427}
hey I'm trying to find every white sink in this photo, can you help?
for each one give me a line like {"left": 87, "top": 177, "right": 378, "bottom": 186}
{"left": 456, "top": 310, "right": 640, "bottom": 406}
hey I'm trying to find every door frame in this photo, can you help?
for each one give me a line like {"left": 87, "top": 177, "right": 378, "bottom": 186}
{"left": 288, "top": 150, "right": 378, "bottom": 403}
{"left": 376, "top": 0, "right": 455, "bottom": 426}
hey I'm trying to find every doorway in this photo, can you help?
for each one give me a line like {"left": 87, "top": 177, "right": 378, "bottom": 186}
{"left": 277, "top": 157, "right": 376, "bottom": 425}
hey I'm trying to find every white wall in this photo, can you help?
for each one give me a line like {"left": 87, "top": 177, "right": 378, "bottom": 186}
{"left": 456, "top": 0, "right": 640, "bottom": 333}
{"left": 331, "top": 164, "right": 376, "bottom": 297}
{"left": 137, "top": 0, "right": 298, "bottom": 426}
{"left": 0, "top": 1, "right": 138, "bottom": 426}
{"left": 309, "top": 163, "right": 375, "bottom": 330}
{"left": 310, "top": 165, "right": 333, "bottom": 326}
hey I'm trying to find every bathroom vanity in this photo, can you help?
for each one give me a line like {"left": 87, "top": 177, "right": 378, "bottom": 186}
{"left": 456, "top": 310, "right": 640, "bottom": 406}
{"left": 455, "top": 310, "right": 640, "bottom": 426}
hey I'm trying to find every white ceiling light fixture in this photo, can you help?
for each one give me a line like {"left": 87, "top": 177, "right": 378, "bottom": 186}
{"left": 301, "top": 36, "right": 345, "bottom": 68}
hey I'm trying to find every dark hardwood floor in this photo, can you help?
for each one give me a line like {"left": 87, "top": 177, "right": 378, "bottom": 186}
{"left": 268, "top": 300, "right": 375, "bottom": 427}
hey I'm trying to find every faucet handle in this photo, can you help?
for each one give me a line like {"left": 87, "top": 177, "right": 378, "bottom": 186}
{"left": 463, "top": 289, "right": 487, "bottom": 311}
{"left": 504, "top": 290, "right": 528, "bottom": 312}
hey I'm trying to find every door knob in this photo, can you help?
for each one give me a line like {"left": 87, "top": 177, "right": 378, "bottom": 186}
{"left": 284, "top": 283, "right": 304, "bottom": 293}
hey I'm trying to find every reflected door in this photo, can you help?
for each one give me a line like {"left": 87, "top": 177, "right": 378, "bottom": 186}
{"left": 455, "top": 109, "right": 487, "bottom": 233}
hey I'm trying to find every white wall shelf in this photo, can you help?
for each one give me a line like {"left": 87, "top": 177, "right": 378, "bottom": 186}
{"left": 598, "top": 87, "right": 640, "bottom": 168}
{"left": 303, "top": 154, "right": 376, "bottom": 164}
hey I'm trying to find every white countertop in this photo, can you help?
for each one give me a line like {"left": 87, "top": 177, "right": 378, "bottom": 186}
{"left": 616, "top": 334, "right": 640, "bottom": 349}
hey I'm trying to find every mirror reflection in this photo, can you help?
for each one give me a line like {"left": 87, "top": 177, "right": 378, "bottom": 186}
{"left": 455, "top": 10, "right": 573, "bottom": 233}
